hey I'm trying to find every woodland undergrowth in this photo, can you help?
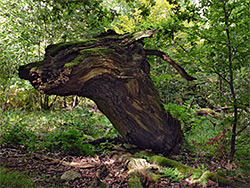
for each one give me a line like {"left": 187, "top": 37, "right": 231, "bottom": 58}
{"left": 0, "top": 101, "right": 249, "bottom": 187}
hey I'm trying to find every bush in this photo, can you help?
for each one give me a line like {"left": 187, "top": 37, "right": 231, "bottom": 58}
{"left": 46, "top": 129, "right": 95, "bottom": 155}
{"left": 0, "top": 167, "right": 35, "bottom": 188}
{"left": 0, "top": 122, "right": 38, "bottom": 148}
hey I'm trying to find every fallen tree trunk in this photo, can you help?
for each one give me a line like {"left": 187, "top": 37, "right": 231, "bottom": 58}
{"left": 19, "top": 29, "right": 195, "bottom": 155}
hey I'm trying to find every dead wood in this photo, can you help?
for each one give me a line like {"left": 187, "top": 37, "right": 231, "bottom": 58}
{"left": 37, "top": 154, "right": 98, "bottom": 169}
{"left": 18, "top": 29, "right": 195, "bottom": 155}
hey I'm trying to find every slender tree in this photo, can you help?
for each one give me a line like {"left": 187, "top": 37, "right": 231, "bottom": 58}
{"left": 184, "top": 0, "right": 250, "bottom": 160}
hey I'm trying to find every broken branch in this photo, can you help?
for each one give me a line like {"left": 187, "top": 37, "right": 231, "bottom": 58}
{"left": 145, "top": 49, "right": 196, "bottom": 81}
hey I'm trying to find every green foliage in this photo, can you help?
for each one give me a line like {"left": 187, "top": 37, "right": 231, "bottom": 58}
{"left": 0, "top": 0, "right": 249, "bottom": 167}
{"left": 0, "top": 167, "right": 35, "bottom": 188}
{"left": 236, "top": 160, "right": 250, "bottom": 177}
{"left": 186, "top": 0, "right": 250, "bottom": 152}
{"left": 191, "top": 164, "right": 205, "bottom": 178}
{"left": 159, "top": 167, "right": 183, "bottom": 182}
{"left": 164, "top": 101, "right": 236, "bottom": 158}
{"left": 134, "top": 153, "right": 150, "bottom": 161}
{"left": 137, "top": 0, "right": 250, "bottom": 160}
{"left": 235, "top": 128, "right": 250, "bottom": 159}
{"left": 0, "top": 78, "right": 41, "bottom": 111}
{"left": 0, "top": 107, "right": 118, "bottom": 155}
{"left": 0, "top": 0, "right": 117, "bottom": 112}
{"left": 0, "top": 121, "right": 38, "bottom": 147}
{"left": 164, "top": 101, "right": 206, "bottom": 133}
{"left": 216, "top": 158, "right": 250, "bottom": 185}
{"left": 46, "top": 129, "right": 95, "bottom": 156}
{"left": 165, "top": 102, "right": 194, "bottom": 125}
{"left": 112, "top": 0, "right": 178, "bottom": 34}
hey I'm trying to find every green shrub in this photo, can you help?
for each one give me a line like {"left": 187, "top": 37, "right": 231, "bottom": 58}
{"left": 164, "top": 102, "right": 231, "bottom": 158}
{"left": 0, "top": 122, "right": 37, "bottom": 147}
{"left": 0, "top": 167, "right": 35, "bottom": 188}
{"left": 0, "top": 107, "right": 118, "bottom": 155}
{"left": 46, "top": 129, "right": 95, "bottom": 155}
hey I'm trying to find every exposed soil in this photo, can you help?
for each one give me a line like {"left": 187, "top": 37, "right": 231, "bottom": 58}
{"left": 0, "top": 145, "right": 248, "bottom": 188}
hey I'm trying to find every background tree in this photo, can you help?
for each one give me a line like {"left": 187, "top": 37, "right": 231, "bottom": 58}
{"left": 181, "top": 0, "right": 250, "bottom": 161}
{"left": 0, "top": 0, "right": 114, "bottom": 111}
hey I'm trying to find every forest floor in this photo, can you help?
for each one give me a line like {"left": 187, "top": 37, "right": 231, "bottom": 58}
{"left": 1, "top": 144, "right": 249, "bottom": 188}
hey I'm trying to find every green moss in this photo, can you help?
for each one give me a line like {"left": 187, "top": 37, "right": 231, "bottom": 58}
{"left": 151, "top": 155, "right": 206, "bottom": 178}
{"left": 46, "top": 39, "right": 97, "bottom": 55}
{"left": 128, "top": 173, "right": 144, "bottom": 188}
{"left": 150, "top": 155, "right": 242, "bottom": 187}
{"left": 191, "top": 170, "right": 235, "bottom": 186}
{"left": 64, "top": 56, "right": 83, "bottom": 68}
{"left": 150, "top": 155, "right": 190, "bottom": 176}
{"left": 46, "top": 43, "right": 73, "bottom": 55}
{"left": 80, "top": 48, "right": 111, "bottom": 56}
{"left": 26, "top": 61, "right": 45, "bottom": 71}
{"left": 204, "top": 171, "right": 243, "bottom": 187}
{"left": 64, "top": 48, "right": 112, "bottom": 68}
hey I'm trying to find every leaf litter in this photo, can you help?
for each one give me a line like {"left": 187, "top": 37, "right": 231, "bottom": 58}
{"left": 0, "top": 144, "right": 247, "bottom": 187}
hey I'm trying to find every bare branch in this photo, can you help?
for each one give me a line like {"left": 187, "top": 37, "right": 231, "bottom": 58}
{"left": 211, "top": 65, "right": 231, "bottom": 85}
{"left": 236, "top": 123, "right": 249, "bottom": 136}
{"left": 145, "top": 49, "right": 196, "bottom": 81}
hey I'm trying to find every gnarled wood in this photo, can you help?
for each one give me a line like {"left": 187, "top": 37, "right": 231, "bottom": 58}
{"left": 18, "top": 30, "right": 193, "bottom": 155}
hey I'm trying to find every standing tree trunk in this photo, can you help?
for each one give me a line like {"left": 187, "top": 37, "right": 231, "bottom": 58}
{"left": 19, "top": 30, "right": 195, "bottom": 155}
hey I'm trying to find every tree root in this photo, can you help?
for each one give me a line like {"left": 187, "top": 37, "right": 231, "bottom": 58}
{"left": 149, "top": 154, "right": 243, "bottom": 187}
{"left": 113, "top": 151, "right": 244, "bottom": 187}
{"left": 36, "top": 154, "right": 98, "bottom": 169}
{"left": 118, "top": 153, "right": 158, "bottom": 187}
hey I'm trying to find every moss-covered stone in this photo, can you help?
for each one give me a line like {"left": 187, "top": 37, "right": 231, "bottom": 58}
{"left": 60, "top": 170, "right": 81, "bottom": 181}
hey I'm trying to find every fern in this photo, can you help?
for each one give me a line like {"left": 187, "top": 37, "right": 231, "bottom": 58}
{"left": 159, "top": 167, "right": 183, "bottom": 182}
{"left": 134, "top": 153, "right": 150, "bottom": 161}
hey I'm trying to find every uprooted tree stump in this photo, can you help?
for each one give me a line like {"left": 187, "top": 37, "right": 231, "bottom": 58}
{"left": 19, "top": 29, "right": 196, "bottom": 155}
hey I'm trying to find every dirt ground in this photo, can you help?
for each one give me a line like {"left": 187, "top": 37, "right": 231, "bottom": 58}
{"left": 0, "top": 145, "right": 248, "bottom": 188}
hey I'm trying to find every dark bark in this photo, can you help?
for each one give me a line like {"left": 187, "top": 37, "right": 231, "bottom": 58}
{"left": 18, "top": 30, "right": 194, "bottom": 155}
{"left": 222, "top": 1, "right": 238, "bottom": 161}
